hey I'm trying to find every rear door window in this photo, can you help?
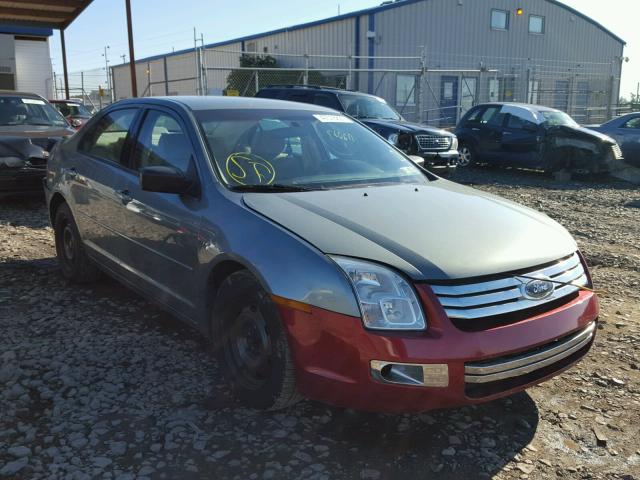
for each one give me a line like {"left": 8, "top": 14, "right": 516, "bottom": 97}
{"left": 79, "top": 109, "right": 138, "bottom": 166}
{"left": 483, "top": 107, "right": 506, "bottom": 127}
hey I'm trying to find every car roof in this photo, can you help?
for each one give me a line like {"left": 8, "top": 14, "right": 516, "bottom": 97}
{"left": 113, "top": 95, "right": 342, "bottom": 113}
{"left": 0, "top": 90, "right": 47, "bottom": 100}
{"left": 475, "top": 102, "right": 561, "bottom": 113}
{"left": 260, "top": 85, "right": 379, "bottom": 99}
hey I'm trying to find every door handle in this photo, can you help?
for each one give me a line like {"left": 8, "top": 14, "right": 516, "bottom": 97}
{"left": 503, "top": 132, "right": 513, "bottom": 136}
{"left": 116, "top": 189, "right": 132, "bottom": 205}
{"left": 472, "top": 128, "right": 481, "bottom": 131}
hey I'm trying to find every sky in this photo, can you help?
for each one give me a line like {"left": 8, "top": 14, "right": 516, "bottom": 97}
{"left": 50, "top": 0, "right": 639, "bottom": 99}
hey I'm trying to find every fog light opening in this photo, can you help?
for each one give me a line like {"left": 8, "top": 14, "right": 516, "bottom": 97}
{"left": 371, "top": 361, "right": 450, "bottom": 387}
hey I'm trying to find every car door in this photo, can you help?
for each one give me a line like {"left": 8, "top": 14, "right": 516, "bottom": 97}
{"left": 116, "top": 107, "right": 203, "bottom": 315}
{"left": 500, "top": 113, "right": 541, "bottom": 167}
{"left": 69, "top": 108, "right": 141, "bottom": 268}
{"left": 474, "top": 106, "right": 505, "bottom": 162}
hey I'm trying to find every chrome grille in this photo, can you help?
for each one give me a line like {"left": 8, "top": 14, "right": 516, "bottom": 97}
{"left": 430, "top": 253, "right": 587, "bottom": 321}
{"left": 415, "top": 135, "right": 451, "bottom": 151}
{"left": 612, "top": 144, "right": 623, "bottom": 160}
{"left": 464, "top": 322, "right": 595, "bottom": 384}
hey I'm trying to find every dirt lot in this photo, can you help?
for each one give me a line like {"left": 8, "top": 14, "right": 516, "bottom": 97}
{"left": 1, "top": 169, "right": 639, "bottom": 480}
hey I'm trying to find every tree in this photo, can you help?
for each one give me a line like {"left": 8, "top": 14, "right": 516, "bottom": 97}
{"left": 226, "top": 54, "right": 339, "bottom": 96}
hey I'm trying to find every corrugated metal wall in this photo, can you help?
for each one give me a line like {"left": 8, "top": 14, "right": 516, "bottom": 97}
{"left": 111, "top": 0, "right": 624, "bottom": 123}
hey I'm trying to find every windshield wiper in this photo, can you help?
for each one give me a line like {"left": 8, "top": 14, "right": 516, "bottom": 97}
{"left": 229, "top": 184, "right": 316, "bottom": 193}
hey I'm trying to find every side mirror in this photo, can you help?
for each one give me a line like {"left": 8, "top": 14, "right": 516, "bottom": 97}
{"left": 139, "top": 166, "right": 193, "bottom": 194}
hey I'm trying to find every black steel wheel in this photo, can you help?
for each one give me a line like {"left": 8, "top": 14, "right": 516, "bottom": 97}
{"left": 53, "top": 203, "right": 101, "bottom": 283}
{"left": 212, "top": 270, "right": 301, "bottom": 410}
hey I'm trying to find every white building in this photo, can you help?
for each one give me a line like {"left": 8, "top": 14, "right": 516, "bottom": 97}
{"left": 0, "top": 24, "right": 54, "bottom": 98}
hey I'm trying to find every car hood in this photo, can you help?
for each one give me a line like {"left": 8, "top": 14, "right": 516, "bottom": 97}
{"left": 363, "top": 118, "right": 453, "bottom": 136}
{"left": 550, "top": 125, "right": 614, "bottom": 144}
{"left": 0, "top": 125, "right": 75, "bottom": 138}
{"left": 243, "top": 181, "right": 577, "bottom": 281}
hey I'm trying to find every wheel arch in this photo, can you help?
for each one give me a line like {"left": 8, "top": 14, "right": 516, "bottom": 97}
{"left": 204, "top": 256, "right": 273, "bottom": 339}
{"left": 49, "top": 192, "right": 67, "bottom": 225}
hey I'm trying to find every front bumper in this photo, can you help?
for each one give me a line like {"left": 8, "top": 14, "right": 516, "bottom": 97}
{"left": 418, "top": 149, "right": 459, "bottom": 168}
{"left": 0, "top": 168, "right": 46, "bottom": 196}
{"left": 278, "top": 285, "right": 598, "bottom": 413}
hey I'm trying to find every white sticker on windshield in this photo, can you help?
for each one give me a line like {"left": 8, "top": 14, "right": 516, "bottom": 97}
{"left": 22, "top": 98, "right": 46, "bottom": 105}
{"left": 313, "top": 114, "right": 353, "bottom": 123}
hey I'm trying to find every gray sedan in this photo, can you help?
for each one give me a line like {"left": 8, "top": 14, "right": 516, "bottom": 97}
{"left": 45, "top": 96, "right": 598, "bottom": 413}
{"left": 588, "top": 112, "right": 640, "bottom": 167}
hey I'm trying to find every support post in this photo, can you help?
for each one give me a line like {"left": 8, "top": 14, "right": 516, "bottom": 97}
{"left": 125, "top": 0, "right": 138, "bottom": 97}
{"left": 303, "top": 55, "right": 309, "bottom": 85}
{"left": 163, "top": 57, "right": 169, "bottom": 95}
{"left": 60, "top": 29, "right": 70, "bottom": 99}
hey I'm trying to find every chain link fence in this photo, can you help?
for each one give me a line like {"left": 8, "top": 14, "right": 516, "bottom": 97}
{"left": 107, "top": 47, "right": 622, "bottom": 127}
{"left": 52, "top": 67, "right": 114, "bottom": 111}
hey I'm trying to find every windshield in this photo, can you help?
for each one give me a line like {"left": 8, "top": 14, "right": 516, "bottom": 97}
{"left": 0, "top": 96, "right": 68, "bottom": 127}
{"left": 338, "top": 93, "right": 401, "bottom": 121}
{"left": 540, "top": 110, "right": 578, "bottom": 127}
{"left": 196, "top": 109, "right": 428, "bottom": 190}
{"left": 55, "top": 102, "right": 92, "bottom": 117}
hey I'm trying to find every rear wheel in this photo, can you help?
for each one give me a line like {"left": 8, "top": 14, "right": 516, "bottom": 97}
{"left": 53, "top": 203, "right": 101, "bottom": 283}
{"left": 458, "top": 143, "right": 476, "bottom": 167}
{"left": 212, "top": 271, "right": 301, "bottom": 410}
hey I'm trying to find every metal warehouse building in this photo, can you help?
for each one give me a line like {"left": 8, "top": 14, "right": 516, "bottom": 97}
{"left": 111, "top": 0, "right": 626, "bottom": 126}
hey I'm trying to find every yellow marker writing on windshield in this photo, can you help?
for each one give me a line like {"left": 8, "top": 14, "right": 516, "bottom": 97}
{"left": 226, "top": 153, "right": 276, "bottom": 185}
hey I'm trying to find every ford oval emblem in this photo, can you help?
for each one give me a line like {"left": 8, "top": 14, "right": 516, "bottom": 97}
{"left": 521, "top": 277, "right": 555, "bottom": 300}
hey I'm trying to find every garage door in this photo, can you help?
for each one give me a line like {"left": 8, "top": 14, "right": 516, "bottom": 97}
{"left": 15, "top": 38, "right": 53, "bottom": 98}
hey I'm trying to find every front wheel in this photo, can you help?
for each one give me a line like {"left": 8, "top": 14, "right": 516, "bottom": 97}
{"left": 212, "top": 271, "right": 301, "bottom": 410}
{"left": 457, "top": 143, "right": 477, "bottom": 167}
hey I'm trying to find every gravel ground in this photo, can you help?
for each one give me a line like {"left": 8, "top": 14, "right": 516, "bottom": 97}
{"left": 0, "top": 169, "right": 639, "bottom": 480}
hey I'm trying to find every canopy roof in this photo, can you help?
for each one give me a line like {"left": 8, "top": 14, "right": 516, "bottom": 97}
{"left": 0, "top": 0, "right": 93, "bottom": 30}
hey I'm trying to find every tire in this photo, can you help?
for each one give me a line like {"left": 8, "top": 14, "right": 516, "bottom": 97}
{"left": 53, "top": 203, "right": 101, "bottom": 283}
{"left": 212, "top": 271, "right": 301, "bottom": 410}
{"left": 458, "top": 143, "right": 476, "bottom": 167}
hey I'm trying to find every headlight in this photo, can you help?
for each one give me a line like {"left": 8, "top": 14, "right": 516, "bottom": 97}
{"left": 387, "top": 133, "right": 399, "bottom": 145}
{"left": 331, "top": 256, "right": 426, "bottom": 331}
{"left": 451, "top": 136, "right": 458, "bottom": 151}
{"left": 0, "top": 156, "right": 25, "bottom": 168}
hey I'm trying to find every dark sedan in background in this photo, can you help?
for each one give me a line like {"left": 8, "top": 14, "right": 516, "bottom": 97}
{"left": 0, "top": 91, "right": 76, "bottom": 197}
{"left": 455, "top": 103, "right": 623, "bottom": 175}
{"left": 587, "top": 112, "right": 640, "bottom": 168}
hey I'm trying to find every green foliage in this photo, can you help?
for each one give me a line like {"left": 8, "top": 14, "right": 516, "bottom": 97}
{"left": 226, "top": 54, "right": 342, "bottom": 97}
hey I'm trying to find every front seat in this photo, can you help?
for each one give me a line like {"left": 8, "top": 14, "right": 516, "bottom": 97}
{"left": 156, "top": 133, "right": 191, "bottom": 171}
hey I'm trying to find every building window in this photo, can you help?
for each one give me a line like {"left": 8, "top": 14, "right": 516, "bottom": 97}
{"left": 491, "top": 9, "right": 509, "bottom": 30}
{"left": 396, "top": 74, "right": 416, "bottom": 106}
{"left": 529, "top": 15, "right": 545, "bottom": 34}
{"left": 245, "top": 41, "right": 257, "bottom": 53}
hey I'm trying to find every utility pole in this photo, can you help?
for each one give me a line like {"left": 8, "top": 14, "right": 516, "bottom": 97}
{"left": 120, "top": 54, "right": 127, "bottom": 64}
{"left": 102, "top": 45, "right": 111, "bottom": 100}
